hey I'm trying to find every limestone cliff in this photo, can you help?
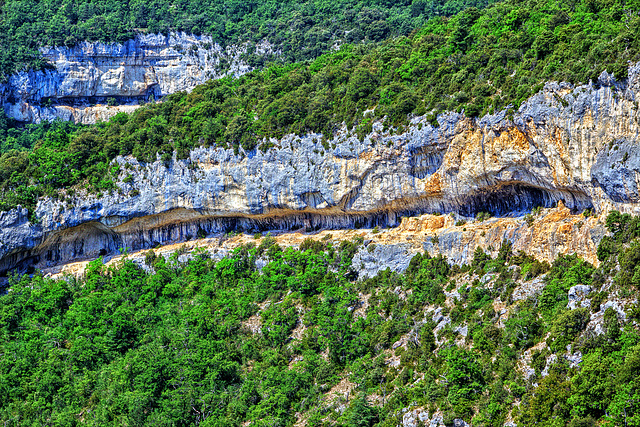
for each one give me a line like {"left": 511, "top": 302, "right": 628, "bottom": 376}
{"left": 0, "top": 33, "right": 276, "bottom": 124}
{"left": 4, "top": 64, "right": 640, "bottom": 275}
{"left": 44, "top": 203, "right": 604, "bottom": 282}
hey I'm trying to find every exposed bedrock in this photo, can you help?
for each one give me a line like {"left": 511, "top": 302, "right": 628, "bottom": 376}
{"left": 0, "top": 33, "right": 277, "bottom": 124}
{"left": 5, "top": 66, "right": 640, "bottom": 274}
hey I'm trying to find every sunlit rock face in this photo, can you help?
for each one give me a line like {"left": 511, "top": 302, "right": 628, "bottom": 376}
{"left": 4, "top": 65, "right": 640, "bottom": 274}
{"left": 0, "top": 33, "right": 276, "bottom": 124}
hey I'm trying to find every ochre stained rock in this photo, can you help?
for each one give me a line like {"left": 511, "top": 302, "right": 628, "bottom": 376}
{"left": 5, "top": 66, "right": 640, "bottom": 273}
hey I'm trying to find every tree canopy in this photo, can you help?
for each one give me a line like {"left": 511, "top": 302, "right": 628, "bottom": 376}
{"left": 3, "top": 0, "right": 640, "bottom": 215}
{"left": 2, "top": 214, "right": 640, "bottom": 426}
{"left": 0, "top": 0, "right": 497, "bottom": 80}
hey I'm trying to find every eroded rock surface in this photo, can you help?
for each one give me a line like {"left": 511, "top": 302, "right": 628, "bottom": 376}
{"left": 1, "top": 33, "right": 276, "bottom": 123}
{"left": 6, "top": 65, "right": 640, "bottom": 274}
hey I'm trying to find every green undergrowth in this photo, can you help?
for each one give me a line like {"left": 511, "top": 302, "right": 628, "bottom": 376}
{"left": 3, "top": 0, "right": 640, "bottom": 215}
{"left": 2, "top": 211, "right": 640, "bottom": 426}
{"left": 0, "top": 0, "right": 495, "bottom": 81}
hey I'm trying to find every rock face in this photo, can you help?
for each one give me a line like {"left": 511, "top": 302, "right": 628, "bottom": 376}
{"left": 5, "top": 65, "right": 640, "bottom": 274}
{"left": 0, "top": 33, "right": 276, "bottom": 124}
{"left": 350, "top": 200, "right": 605, "bottom": 278}
{"left": 568, "top": 284, "right": 593, "bottom": 309}
{"left": 401, "top": 408, "right": 444, "bottom": 427}
{"left": 40, "top": 203, "right": 604, "bottom": 282}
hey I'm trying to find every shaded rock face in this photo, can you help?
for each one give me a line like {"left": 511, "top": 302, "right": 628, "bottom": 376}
{"left": 591, "top": 139, "right": 640, "bottom": 203}
{"left": 5, "top": 65, "right": 640, "bottom": 274}
{"left": 41, "top": 204, "right": 605, "bottom": 280}
{"left": 0, "top": 33, "right": 276, "bottom": 124}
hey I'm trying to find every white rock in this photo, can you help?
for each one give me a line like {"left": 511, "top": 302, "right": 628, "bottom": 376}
{"left": 1, "top": 33, "right": 278, "bottom": 124}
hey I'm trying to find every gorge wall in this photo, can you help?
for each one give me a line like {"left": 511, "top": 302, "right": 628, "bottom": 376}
{"left": 44, "top": 202, "right": 603, "bottom": 281}
{"left": 0, "top": 33, "right": 276, "bottom": 124}
{"left": 4, "top": 65, "right": 640, "bottom": 275}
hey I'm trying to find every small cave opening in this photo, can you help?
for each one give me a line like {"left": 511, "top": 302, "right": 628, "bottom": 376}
{"left": 35, "top": 92, "right": 165, "bottom": 109}
{"left": 456, "top": 184, "right": 593, "bottom": 217}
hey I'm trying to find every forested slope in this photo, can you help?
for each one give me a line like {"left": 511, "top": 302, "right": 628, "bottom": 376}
{"left": 1, "top": 212, "right": 639, "bottom": 426}
{"left": 0, "top": 0, "right": 493, "bottom": 80}
{"left": 2, "top": 0, "right": 640, "bottom": 216}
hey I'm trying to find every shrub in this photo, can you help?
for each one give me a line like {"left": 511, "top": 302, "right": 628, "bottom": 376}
{"left": 525, "top": 214, "right": 534, "bottom": 227}
{"left": 547, "top": 308, "right": 590, "bottom": 352}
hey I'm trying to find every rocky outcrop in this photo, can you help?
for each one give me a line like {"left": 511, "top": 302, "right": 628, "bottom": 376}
{"left": 40, "top": 203, "right": 603, "bottom": 281}
{"left": 5, "top": 64, "right": 640, "bottom": 274}
{"left": 401, "top": 408, "right": 444, "bottom": 427}
{"left": 1, "top": 33, "right": 276, "bottom": 124}
{"left": 353, "top": 202, "right": 605, "bottom": 278}
{"left": 567, "top": 284, "right": 593, "bottom": 309}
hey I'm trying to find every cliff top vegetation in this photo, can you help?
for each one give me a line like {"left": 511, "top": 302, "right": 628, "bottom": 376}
{"left": 1, "top": 0, "right": 640, "bottom": 216}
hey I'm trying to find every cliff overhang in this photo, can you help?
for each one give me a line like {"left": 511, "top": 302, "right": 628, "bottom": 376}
{"left": 3, "top": 65, "right": 640, "bottom": 275}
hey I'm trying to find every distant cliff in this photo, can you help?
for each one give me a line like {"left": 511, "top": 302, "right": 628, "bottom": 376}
{"left": 0, "top": 33, "right": 276, "bottom": 124}
{"left": 3, "top": 65, "right": 640, "bottom": 275}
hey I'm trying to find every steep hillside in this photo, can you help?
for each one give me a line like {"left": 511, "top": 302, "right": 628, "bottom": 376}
{"left": 1, "top": 34, "right": 277, "bottom": 124}
{"left": 3, "top": 0, "right": 639, "bottom": 125}
{"left": 2, "top": 2, "right": 640, "bottom": 426}
{"left": 1, "top": 211, "right": 639, "bottom": 426}
{"left": 3, "top": 0, "right": 640, "bottom": 211}
{"left": 0, "top": 0, "right": 494, "bottom": 123}
{"left": 0, "top": 0, "right": 488, "bottom": 79}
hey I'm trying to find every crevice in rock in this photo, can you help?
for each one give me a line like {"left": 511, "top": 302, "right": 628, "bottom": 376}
{"left": 409, "top": 145, "right": 445, "bottom": 179}
{"left": 0, "top": 184, "right": 595, "bottom": 277}
{"left": 455, "top": 184, "right": 593, "bottom": 217}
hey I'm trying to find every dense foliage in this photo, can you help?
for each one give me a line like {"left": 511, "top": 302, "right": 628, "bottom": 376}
{"left": 3, "top": 2, "right": 640, "bottom": 424}
{"left": 0, "top": 116, "right": 82, "bottom": 154}
{"left": 2, "top": 216, "right": 640, "bottom": 426}
{"left": 2, "top": 0, "right": 640, "bottom": 215}
{"left": 0, "top": 0, "right": 495, "bottom": 80}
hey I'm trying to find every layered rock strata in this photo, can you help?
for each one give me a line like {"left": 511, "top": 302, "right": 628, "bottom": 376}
{"left": 4, "top": 66, "right": 640, "bottom": 274}
{"left": 43, "top": 203, "right": 604, "bottom": 281}
{"left": 1, "top": 33, "right": 276, "bottom": 124}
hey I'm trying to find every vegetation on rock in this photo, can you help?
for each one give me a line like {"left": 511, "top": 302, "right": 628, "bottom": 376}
{"left": 2, "top": 0, "right": 640, "bottom": 215}
{"left": 0, "top": 0, "right": 494, "bottom": 80}
{"left": 1, "top": 212, "right": 640, "bottom": 426}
